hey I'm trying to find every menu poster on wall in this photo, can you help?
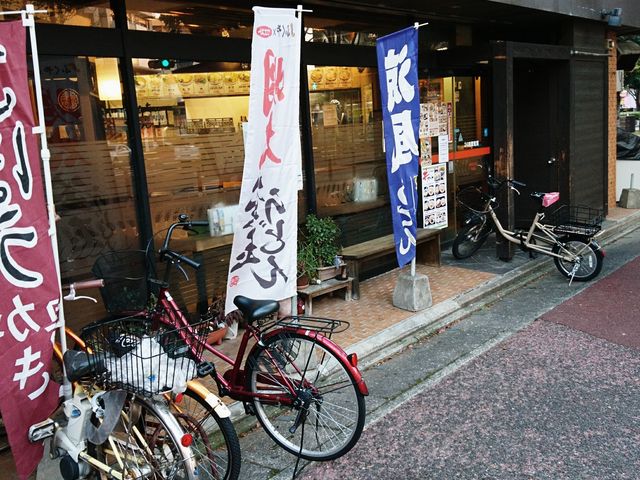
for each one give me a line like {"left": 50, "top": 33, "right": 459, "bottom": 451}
{"left": 419, "top": 102, "right": 450, "bottom": 138}
{"left": 420, "top": 137, "right": 432, "bottom": 166}
{"left": 438, "top": 134, "right": 449, "bottom": 163}
{"left": 422, "top": 163, "right": 448, "bottom": 229}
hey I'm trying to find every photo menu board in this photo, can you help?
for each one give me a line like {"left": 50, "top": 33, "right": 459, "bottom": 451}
{"left": 135, "top": 71, "right": 251, "bottom": 98}
{"left": 421, "top": 163, "right": 448, "bottom": 229}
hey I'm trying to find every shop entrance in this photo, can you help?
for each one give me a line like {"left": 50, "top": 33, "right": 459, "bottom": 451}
{"left": 513, "top": 58, "right": 569, "bottom": 226}
{"left": 492, "top": 41, "right": 571, "bottom": 259}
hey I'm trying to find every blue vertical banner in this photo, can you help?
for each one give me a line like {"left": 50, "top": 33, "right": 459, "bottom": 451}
{"left": 376, "top": 27, "right": 420, "bottom": 268}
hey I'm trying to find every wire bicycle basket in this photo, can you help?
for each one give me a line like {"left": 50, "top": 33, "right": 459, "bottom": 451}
{"left": 544, "top": 205, "right": 603, "bottom": 236}
{"left": 81, "top": 317, "right": 209, "bottom": 397}
{"left": 92, "top": 250, "right": 155, "bottom": 314}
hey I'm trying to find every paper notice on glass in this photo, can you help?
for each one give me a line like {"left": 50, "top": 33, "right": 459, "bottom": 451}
{"left": 438, "top": 134, "right": 449, "bottom": 163}
{"left": 421, "top": 163, "right": 448, "bottom": 229}
{"left": 419, "top": 103, "right": 429, "bottom": 138}
{"left": 420, "top": 137, "right": 432, "bottom": 167}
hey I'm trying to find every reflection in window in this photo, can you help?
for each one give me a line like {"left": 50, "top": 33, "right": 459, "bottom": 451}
{"left": 126, "top": 1, "right": 252, "bottom": 38}
{"left": 134, "top": 59, "right": 253, "bottom": 302}
{"left": 39, "top": 56, "right": 137, "bottom": 284}
{"left": 307, "top": 66, "right": 389, "bottom": 244}
{"left": 0, "top": 1, "right": 114, "bottom": 28}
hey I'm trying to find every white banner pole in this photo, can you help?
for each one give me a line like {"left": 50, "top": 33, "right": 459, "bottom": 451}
{"left": 23, "top": 4, "right": 72, "bottom": 400}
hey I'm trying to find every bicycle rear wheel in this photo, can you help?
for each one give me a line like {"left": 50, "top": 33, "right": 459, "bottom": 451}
{"left": 93, "top": 394, "right": 195, "bottom": 479}
{"left": 245, "top": 331, "right": 365, "bottom": 461}
{"left": 452, "top": 222, "right": 491, "bottom": 259}
{"left": 170, "top": 388, "right": 241, "bottom": 480}
{"left": 552, "top": 237, "right": 603, "bottom": 281}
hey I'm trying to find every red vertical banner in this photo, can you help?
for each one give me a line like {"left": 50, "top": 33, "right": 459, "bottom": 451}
{"left": 0, "top": 20, "right": 62, "bottom": 479}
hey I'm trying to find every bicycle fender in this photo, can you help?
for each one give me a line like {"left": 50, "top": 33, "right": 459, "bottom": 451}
{"left": 260, "top": 327, "right": 369, "bottom": 396}
{"left": 187, "top": 381, "right": 231, "bottom": 418}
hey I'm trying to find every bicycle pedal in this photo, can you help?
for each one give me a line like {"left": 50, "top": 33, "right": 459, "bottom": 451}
{"left": 28, "top": 418, "right": 57, "bottom": 443}
{"left": 197, "top": 361, "right": 215, "bottom": 377}
{"left": 243, "top": 402, "right": 256, "bottom": 416}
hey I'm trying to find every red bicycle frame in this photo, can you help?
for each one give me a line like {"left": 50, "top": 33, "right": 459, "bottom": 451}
{"left": 151, "top": 287, "right": 369, "bottom": 404}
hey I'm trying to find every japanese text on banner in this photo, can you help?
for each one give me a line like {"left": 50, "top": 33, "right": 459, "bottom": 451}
{"left": 376, "top": 27, "right": 420, "bottom": 268}
{"left": 225, "top": 7, "right": 301, "bottom": 315}
{"left": 0, "top": 20, "right": 62, "bottom": 479}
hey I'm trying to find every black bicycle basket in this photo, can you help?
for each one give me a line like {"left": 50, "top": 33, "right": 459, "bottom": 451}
{"left": 80, "top": 316, "right": 209, "bottom": 397}
{"left": 92, "top": 250, "right": 155, "bottom": 314}
{"left": 545, "top": 205, "right": 603, "bottom": 236}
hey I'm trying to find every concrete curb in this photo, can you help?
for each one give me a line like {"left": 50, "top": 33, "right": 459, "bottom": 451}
{"left": 352, "top": 208, "right": 640, "bottom": 371}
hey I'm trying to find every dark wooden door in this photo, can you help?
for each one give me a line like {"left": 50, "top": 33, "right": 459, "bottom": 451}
{"left": 513, "top": 59, "right": 569, "bottom": 226}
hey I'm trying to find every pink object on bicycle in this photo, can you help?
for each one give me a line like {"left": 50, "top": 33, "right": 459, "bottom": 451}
{"left": 543, "top": 192, "right": 560, "bottom": 207}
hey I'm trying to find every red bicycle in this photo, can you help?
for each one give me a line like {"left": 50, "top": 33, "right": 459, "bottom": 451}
{"left": 93, "top": 215, "right": 369, "bottom": 461}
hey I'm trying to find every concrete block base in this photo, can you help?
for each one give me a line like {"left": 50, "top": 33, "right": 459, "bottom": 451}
{"left": 620, "top": 188, "right": 640, "bottom": 209}
{"left": 393, "top": 272, "right": 433, "bottom": 312}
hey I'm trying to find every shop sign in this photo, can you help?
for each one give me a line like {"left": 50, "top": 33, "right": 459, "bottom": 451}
{"left": 376, "top": 26, "right": 420, "bottom": 268}
{"left": 0, "top": 21, "right": 62, "bottom": 479}
{"left": 225, "top": 7, "right": 302, "bottom": 314}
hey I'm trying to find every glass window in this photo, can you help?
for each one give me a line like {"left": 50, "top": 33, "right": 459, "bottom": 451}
{"left": 41, "top": 56, "right": 138, "bottom": 277}
{"left": 36, "top": 55, "right": 138, "bottom": 324}
{"left": 304, "top": 18, "right": 387, "bottom": 46}
{"left": 134, "top": 59, "right": 253, "bottom": 303}
{"left": 307, "top": 66, "right": 390, "bottom": 244}
{"left": 126, "top": 1, "right": 253, "bottom": 38}
{"left": 0, "top": 1, "right": 114, "bottom": 28}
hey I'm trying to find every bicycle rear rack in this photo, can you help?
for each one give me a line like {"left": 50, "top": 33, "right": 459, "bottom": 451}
{"left": 260, "top": 315, "right": 350, "bottom": 339}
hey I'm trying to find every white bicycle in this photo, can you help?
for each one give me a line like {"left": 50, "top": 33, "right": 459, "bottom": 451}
{"left": 28, "top": 280, "right": 241, "bottom": 480}
{"left": 452, "top": 176, "right": 605, "bottom": 282}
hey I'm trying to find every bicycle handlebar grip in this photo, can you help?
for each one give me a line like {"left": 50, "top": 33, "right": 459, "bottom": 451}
{"left": 164, "top": 250, "right": 201, "bottom": 270}
{"left": 189, "top": 220, "right": 209, "bottom": 227}
{"left": 69, "top": 279, "right": 105, "bottom": 290}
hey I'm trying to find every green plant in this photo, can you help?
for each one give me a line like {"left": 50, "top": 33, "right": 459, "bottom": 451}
{"left": 297, "top": 241, "right": 320, "bottom": 280}
{"left": 303, "top": 214, "right": 341, "bottom": 267}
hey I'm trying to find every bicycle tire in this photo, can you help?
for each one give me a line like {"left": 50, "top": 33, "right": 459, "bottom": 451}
{"left": 452, "top": 222, "right": 491, "bottom": 259}
{"left": 552, "top": 237, "right": 603, "bottom": 281}
{"left": 170, "top": 388, "right": 241, "bottom": 480}
{"left": 92, "top": 394, "right": 196, "bottom": 479}
{"left": 245, "top": 330, "right": 366, "bottom": 461}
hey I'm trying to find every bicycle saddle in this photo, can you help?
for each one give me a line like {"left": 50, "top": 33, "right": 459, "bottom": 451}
{"left": 530, "top": 191, "right": 560, "bottom": 208}
{"left": 233, "top": 295, "right": 280, "bottom": 324}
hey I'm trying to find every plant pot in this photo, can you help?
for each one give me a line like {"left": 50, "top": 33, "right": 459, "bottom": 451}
{"left": 297, "top": 274, "right": 310, "bottom": 289}
{"left": 206, "top": 325, "right": 228, "bottom": 345}
{"left": 316, "top": 264, "right": 343, "bottom": 282}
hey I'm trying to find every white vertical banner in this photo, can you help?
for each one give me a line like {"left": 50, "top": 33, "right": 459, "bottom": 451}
{"left": 225, "top": 7, "right": 301, "bottom": 314}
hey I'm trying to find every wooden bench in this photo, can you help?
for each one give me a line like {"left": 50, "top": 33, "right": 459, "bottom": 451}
{"left": 341, "top": 229, "right": 441, "bottom": 300}
{"left": 297, "top": 277, "right": 353, "bottom": 315}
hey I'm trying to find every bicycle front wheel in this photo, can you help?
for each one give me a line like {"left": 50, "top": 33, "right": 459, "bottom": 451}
{"left": 170, "top": 388, "right": 241, "bottom": 480}
{"left": 552, "top": 238, "right": 603, "bottom": 281}
{"left": 93, "top": 394, "right": 195, "bottom": 479}
{"left": 452, "top": 222, "right": 491, "bottom": 259}
{"left": 245, "top": 331, "right": 365, "bottom": 461}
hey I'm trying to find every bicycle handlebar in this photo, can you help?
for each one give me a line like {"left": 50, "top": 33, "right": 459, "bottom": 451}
{"left": 62, "top": 279, "right": 104, "bottom": 302}
{"left": 488, "top": 175, "right": 527, "bottom": 192}
{"left": 65, "top": 279, "right": 105, "bottom": 290}
{"left": 158, "top": 214, "right": 208, "bottom": 270}
{"left": 162, "top": 249, "right": 201, "bottom": 270}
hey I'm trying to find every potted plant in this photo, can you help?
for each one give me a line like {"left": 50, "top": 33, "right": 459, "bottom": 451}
{"left": 204, "top": 295, "right": 244, "bottom": 345}
{"left": 297, "top": 241, "right": 319, "bottom": 288}
{"left": 301, "top": 214, "right": 345, "bottom": 282}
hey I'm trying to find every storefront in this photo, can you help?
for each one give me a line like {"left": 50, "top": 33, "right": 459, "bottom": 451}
{"left": 4, "top": 0, "right": 628, "bottom": 327}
